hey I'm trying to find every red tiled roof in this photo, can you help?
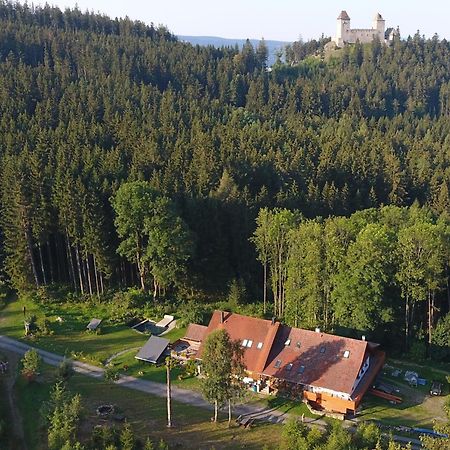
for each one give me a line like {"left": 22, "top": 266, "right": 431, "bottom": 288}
{"left": 197, "top": 311, "right": 280, "bottom": 374}
{"left": 198, "top": 311, "right": 373, "bottom": 396}
{"left": 338, "top": 10, "right": 350, "bottom": 20}
{"left": 184, "top": 323, "right": 208, "bottom": 343}
{"left": 263, "top": 326, "right": 368, "bottom": 395}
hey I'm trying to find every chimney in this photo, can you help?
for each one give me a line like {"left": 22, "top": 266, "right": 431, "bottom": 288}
{"left": 315, "top": 327, "right": 321, "bottom": 333}
{"left": 362, "top": 335, "right": 366, "bottom": 341}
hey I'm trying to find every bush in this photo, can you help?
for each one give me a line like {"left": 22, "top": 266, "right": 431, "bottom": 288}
{"left": 57, "top": 358, "right": 74, "bottom": 381}
{"left": 37, "top": 317, "right": 53, "bottom": 336}
{"left": 0, "top": 279, "right": 8, "bottom": 309}
{"left": 431, "top": 313, "right": 450, "bottom": 362}
{"left": 104, "top": 365, "right": 119, "bottom": 382}
{"left": 91, "top": 425, "right": 119, "bottom": 449}
{"left": 227, "top": 278, "right": 247, "bottom": 307}
{"left": 408, "top": 339, "right": 427, "bottom": 361}
{"left": 120, "top": 422, "right": 135, "bottom": 450}
{"left": 21, "top": 349, "right": 41, "bottom": 381}
{"left": 177, "top": 301, "right": 206, "bottom": 328}
{"left": 183, "top": 359, "right": 197, "bottom": 377}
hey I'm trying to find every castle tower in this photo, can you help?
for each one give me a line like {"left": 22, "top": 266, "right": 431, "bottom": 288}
{"left": 372, "top": 13, "right": 386, "bottom": 40}
{"left": 335, "top": 10, "right": 351, "bottom": 47}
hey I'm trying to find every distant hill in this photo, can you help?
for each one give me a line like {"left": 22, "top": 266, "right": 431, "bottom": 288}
{"left": 178, "top": 35, "right": 290, "bottom": 66}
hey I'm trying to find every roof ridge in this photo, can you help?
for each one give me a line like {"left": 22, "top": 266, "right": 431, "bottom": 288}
{"left": 256, "top": 321, "right": 280, "bottom": 373}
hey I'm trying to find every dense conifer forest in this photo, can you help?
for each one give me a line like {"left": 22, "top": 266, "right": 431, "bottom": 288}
{"left": 0, "top": 1, "right": 449, "bottom": 355}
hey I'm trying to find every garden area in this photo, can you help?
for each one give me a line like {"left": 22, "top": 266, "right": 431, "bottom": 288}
{"left": 359, "top": 359, "right": 450, "bottom": 429}
{"left": 12, "top": 359, "right": 283, "bottom": 450}
{"left": 1, "top": 289, "right": 449, "bottom": 439}
{"left": 0, "top": 290, "right": 188, "bottom": 364}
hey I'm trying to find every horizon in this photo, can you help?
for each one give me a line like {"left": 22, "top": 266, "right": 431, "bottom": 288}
{"left": 29, "top": 0, "right": 450, "bottom": 42}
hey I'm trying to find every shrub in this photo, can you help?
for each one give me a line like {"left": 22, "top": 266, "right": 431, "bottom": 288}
{"left": 183, "top": 359, "right": 197, "bottom": 377}
{"left": 21, "top": 349, "right": 41, "bottom": 381}
{"left": 104, "top": 365, "right": 119, "bottom": 382}
{"left": 37, "top": 317, "right": 53, "bottom": 335}
{"left": 408, "top": 339, "right": 427, "bottom": 361}
{"left": 431, "top": 313, "right": 450, "bottom": 362}
{"left": 120, "top": 422, "right": 135, "bottom": 450}
{"left": 177, "top": 301, "right": 206, "bottom": 328}
{"left": 57, "top": 358, "right": 74, "bottom": 381}
{"left": 227, "top": 278, "right": 247, "bottom": 307}
{"left": 91, "top": 425, "right": 119, "bottom": 449}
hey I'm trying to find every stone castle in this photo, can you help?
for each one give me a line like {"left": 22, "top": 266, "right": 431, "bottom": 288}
{"left": 332, "top": 11, "right": 399, "bottom": 48}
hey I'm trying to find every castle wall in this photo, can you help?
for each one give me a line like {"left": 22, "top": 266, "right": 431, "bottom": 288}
{"left": 344, "top": 29, "right": 384, "bottom": 45}
{"left": 333, "top": 12, "right": 386, "bottom": 48}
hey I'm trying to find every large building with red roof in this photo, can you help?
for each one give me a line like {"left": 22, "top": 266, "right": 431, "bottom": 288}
{"left": 195, "top": 310, "right": 385, "bottom": 415}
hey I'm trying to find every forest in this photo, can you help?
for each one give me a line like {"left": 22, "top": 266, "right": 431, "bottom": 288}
{"left": 0, "top": 1, "right": 449, "bottom": 356}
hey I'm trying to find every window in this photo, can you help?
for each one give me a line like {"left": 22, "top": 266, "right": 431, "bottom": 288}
{"left": 257, "top": 342, "right": 263, "bottom": 349}
{"left": 320, "top": 346, "right": 326, "bottom": 354}
{"left": 274, "top": 359, "right": 282, "bottom": 369}
{"left": 286, "top": 363, "right": 293, "bottom": 371}
{"left": 284, "top": 339, "right": 291, "bottom": 346}
{"left": 247, "top": 340, "right": 253, "bottom": 348}
{"left": 298, "top": 365, "right": 305, "bottom": 374}
{"left": 242, "top": 339, "right": 248, "bottom": 347}
{"left": 343, "top": 350, "right": 350, "bottom": 358}
{"left": 296, "top": 341, "right": 301, "bottom": 348}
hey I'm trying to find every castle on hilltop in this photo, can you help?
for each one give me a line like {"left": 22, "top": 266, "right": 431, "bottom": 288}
{"left": 332, "top": 11, "right": 399, "bottom": 48}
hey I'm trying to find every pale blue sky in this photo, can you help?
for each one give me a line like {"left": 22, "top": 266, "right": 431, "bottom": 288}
{"left": 32, "top": 1, "right": 449, "bottom": 42}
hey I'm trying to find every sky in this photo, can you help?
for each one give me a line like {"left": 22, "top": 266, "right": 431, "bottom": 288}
{"left": 30, "top": 0, "right": 450, "bottom": 42}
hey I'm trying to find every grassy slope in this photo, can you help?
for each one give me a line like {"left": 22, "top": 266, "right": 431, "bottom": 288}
{"left": 0, "top": 296, "right": 180, "bottom": 365}
{"left": 15, "top": 363, "right": 283, "bottom": 450}
{"left": 3, "top": 296, "right": 449, "bottom": 431}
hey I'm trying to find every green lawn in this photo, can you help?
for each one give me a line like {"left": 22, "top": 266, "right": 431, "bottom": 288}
{"left": 109, "top": 348, "right": 201, "bottom": 390}
{"left": 0, "top": 296, "right": 185, "bottom": 366}
{"left": 358, "top": 358, "right": 450, "bottom": 428}
{"left": 15, "top": 363, "right": 283, "bottom": 450}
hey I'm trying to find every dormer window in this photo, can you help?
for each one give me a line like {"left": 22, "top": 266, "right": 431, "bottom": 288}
{"left": 274, "top": 359, "right": 282, "bottom": 369}
{"left": 257, "top": 342, "right": 263, "bottom": 349}
{"left": 284, "top": 339, "right": 291, "bottom": 346}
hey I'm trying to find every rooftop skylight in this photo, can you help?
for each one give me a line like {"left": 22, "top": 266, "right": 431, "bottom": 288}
{"left": 320, "top": 346, "right": 326, "bottom": 354}
{"left": 298, "top": 365, "right": 305, "bottom": 374}
{"left": 286, "top": 363, "right": 293, "bottom": 371}
{"left": 343, "top": 350, "right": 350, "bottom": 358}
{"left": 274, "top": 359, "right": 282, "bottom": 369}
{"left": 257, "top": 342, "right": 263, "bottom": 349}
{"left": 285, "top": 339, "right": 291, "bottom": 346}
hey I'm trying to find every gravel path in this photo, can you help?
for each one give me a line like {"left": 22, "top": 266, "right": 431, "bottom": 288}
{"left": 0, "top": 335, "right": 425, "bottom": 448}
{"left": 104, "top": 347, "right": 141, "bottom": 366}
{"left": 0, "top": 335, "right": 294, "bottom": 424}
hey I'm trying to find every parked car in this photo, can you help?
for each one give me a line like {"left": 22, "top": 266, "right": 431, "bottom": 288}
{"left": 430, "top": 381, "right": 442, "bottom": 396}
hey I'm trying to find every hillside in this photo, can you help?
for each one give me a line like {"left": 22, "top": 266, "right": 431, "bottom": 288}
{"left": 0, "top": 2, "right": 448, "bottom": 350}
{"left": 178, "top": 35, "right": 289, "bottom": 65}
